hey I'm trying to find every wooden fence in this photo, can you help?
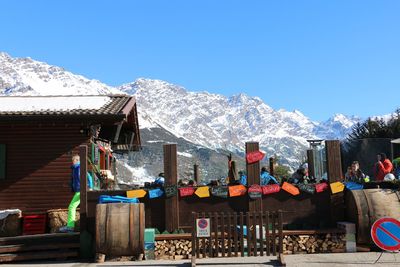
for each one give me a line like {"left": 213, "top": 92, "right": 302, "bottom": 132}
{"left": 191, "top": 211, "right": 283, "bottom": 258}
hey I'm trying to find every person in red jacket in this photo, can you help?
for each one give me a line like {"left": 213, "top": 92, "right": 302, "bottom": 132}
{"left": 374, "top": 153, "right": 393, "bottom": 181}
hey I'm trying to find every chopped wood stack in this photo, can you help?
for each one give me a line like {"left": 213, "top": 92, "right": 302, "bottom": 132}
{"left": 155, "top": 239, "right": 192, "bottom": 260}
{"left": 283, "top": 234, "right": 346, "bottom": 254}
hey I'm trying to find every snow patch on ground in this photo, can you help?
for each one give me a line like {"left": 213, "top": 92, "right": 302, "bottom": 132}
{"left": 177, "top": 151, "right": 193, "bottom": 158}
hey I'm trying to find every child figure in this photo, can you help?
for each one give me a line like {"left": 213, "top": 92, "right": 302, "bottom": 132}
{"left": 59, "top": 154, "right": 93, "bottom": 233}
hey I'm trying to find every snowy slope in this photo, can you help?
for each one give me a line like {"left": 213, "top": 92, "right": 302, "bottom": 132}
{"left": 0, "top": 52, "right": 360, "bottom": 170}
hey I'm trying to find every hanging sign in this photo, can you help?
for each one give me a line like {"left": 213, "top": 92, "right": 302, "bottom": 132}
{"left": 164, "top": 184, "right": 178, "bottom": 198}
{"left": 262, "top": 184, "right": 280, "bottom": 195}
{"left": 127, "top": 189, "right": 147, "bottom": 198}
{"left": 179, "top": 187, "right": 195, "bottom": 197}
{"left": 298, "top": 183, "right": 315, "bottom": 194}
{"left": 196, "top": 218, "right": 211, "bottom": 238}
{"left": 345, "top": 182, "right": 364, "bottom": 191}
{"left": 246, "top": 150, "right": 265, "bottom": 164}
{"left": 195, "top": 186, "right": 210, "bottom": 198}
{"left": 330, "top": 182, "right": 345, "bottom": 194}
{"left": 315, "top": 183, "right": 328, "bottom": 193}
{"left": 229, "top": 185, "right": 247, "bottom": 197}
{"left": 149, "top": 188, "right": 164, "bottom": 199}
{"left": 282, "top": 182, "right": 300, "bottom": 196}
{"left": 211, "top": 186, "right": 229, "bottom": 198}
{"left": 248, "top": 184, "right": 262, "bottom": 199}
{"left": 371, "top": 218, "right": 400, "bottom": 252}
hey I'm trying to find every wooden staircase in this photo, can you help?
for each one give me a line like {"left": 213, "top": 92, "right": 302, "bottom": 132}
{"left": 0, "top": 233, "right": 79, "bottom": 263}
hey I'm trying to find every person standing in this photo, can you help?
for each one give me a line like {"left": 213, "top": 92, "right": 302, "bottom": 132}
{"left": 374, "top": 153, "right": 393, "bottom": 181}
{"left": 59, "top": 154, "right": 93, "bottom": 233}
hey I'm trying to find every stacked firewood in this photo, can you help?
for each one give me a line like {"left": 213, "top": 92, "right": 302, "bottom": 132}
{"left": 283, "top": 234, "right": 346, "bottom": 254}
{"left": 155, "top": 240, "right": 192, "bottom": 260}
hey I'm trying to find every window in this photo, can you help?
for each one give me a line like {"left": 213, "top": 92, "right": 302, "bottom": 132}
{"left": 0, "top": 144, "right": 5, "bottom": 179}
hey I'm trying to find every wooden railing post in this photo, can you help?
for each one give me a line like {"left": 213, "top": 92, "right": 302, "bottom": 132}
{"left": 326, "top": 140, "right": 344, "bottom": 224}
{"left": 246, "top": 142, "right": 262, "bottom": 213}
{"left": 164, "top": 144, "right": 179, "bottom": 232}
{"left": 269, "top": 157, "right": 274, "bottom": 177}
{"left": 194, "top": 164, "right": 200, "bottom": 184}
{"left": 79, "top": 145, "right": 88, "bottom": 232}
{"left": 307, "top": 149, "right": 315, "bottom": 179}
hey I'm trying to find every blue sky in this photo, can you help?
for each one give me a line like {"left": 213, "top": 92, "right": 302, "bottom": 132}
{"left": 1, "top": 1, "right": 399, "bottom": 121}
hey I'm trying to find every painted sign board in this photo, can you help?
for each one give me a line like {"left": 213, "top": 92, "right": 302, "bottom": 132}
{"left": 196, "top": 218, "right": 210, "bottom": 238}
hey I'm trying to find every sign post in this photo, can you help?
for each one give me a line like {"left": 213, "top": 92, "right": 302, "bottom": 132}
{"left": 196, "top": 218, "right": 210, "bottom": 238}
{"left": 371, "top": 217, "right": 400, "bottom": 252}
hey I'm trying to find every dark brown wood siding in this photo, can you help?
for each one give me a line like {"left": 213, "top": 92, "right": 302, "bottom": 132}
{"left": 0, "top": 121, "right": 89, "bottom": 213}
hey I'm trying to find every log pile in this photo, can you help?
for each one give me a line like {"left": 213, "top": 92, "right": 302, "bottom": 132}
{"left": 283, "top": 234, "right": 346, "bottom": 254}
{"left": 155, "top": 233, "right": 346, "bottom": 259}
{"left": 155, "top": 239, "right": 192, "bottom": 260}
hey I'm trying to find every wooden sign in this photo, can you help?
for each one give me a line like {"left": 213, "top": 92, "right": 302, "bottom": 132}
{"left": 262, "top": 184, "right": 280, "bottom": 195}
{"left": 195, "top": 186, "right": 210, "bottom": 198}
{"left": 179, "top": 187, "right": 195, "bottom": 197}
{"left": 248, "top": 184, "right": 262, "bottom": 199}
{"left": 315, "top": 183, "right": 328, "bottom": 193}
{"left": 126, "top": 189, "right": 147, "bottom": 198}
{"left": 281, "top": 182, "right": 300, "bottom": 196}
{"left": 246, "top": 150, "right": 265, "bottom": 164}
{"left": 149, "top": 188, "right": 164, "bottom": 199}
{"left": 229, "top": 185, "right": 247, "bottom": 197}
{"left": 211, "top": 186, "right": 228, "bottom": 198}
{"left": 330, "top": 182, "right": 345, "bottom": 194}
{"left": 298, "top": 184, "right": 315, "bottom": 194}
{"left": 164, "top": 184, "right": 178, "bottom": 198}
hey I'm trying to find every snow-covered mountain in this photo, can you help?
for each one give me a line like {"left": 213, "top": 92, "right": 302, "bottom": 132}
{"left": 0, "top": 52, "right": 361, "bottom": 173}
{"left": 119, "top": 78, "right": 361, "bottom": 166}
{"left": 0, "top": 52, "right": 121, "bottom": 95}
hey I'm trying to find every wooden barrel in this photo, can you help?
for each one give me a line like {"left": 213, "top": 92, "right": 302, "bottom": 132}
{"left": 345, "top": 189, "right": 400, "bottom": 244}
{"left": 96, "top": 203, "right": 145, "bottom": 257}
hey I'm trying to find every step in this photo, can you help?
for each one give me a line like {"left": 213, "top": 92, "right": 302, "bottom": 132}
{"left": 0, "top": 250, "right": 78, "bottom": 263}
{"left": 0, "top": 233, "right": 79, "bottom": 246}
{"left": 0, "top": 242, "right": 79, "bottom": 254}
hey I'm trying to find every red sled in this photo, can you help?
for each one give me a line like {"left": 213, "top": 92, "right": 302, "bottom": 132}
{"left": 246, "top": 150, "right": 265, "bottom": 164}
{"left": 262, "top": 184, "right": 280, "bottom": 195}
{"left": 315, "top": 183, "right": 328, "bottom": 193}
{"left": 179, "top": 187, "right": 195, "bottom": 197}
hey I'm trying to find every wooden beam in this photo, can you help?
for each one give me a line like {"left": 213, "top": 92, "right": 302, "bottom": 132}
{"left": 79, "top": 145, "right": 88, "bottom": 232}
{"left": 246, "top": 142, "right": 262, "bottom": 212}
{"left": 194, "top": 164, "right": 200, "bottom": 184}
{"left": 325, "top": 140, "right": 344, "bottom": 224}
{"left": 269, "top": 157, "right": 275, "bottom": 176}
{"left": 164, "top": 144, "right": 179, "bottom": 232}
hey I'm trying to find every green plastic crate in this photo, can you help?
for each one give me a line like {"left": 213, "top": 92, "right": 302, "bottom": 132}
{"left": 145, "top": 228, "right": 156, "bottom": 243}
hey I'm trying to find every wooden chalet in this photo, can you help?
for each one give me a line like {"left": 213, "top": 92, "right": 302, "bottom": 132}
{"left": 0, "top": 95, "right": 141, "bottom": 213}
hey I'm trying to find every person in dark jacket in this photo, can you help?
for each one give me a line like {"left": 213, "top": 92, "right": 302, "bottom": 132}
{"left": 59, "top": 155, "right": 93, "bottom": 233}
{"left": 345, "top": 161, "right": 366, "bottom": 183}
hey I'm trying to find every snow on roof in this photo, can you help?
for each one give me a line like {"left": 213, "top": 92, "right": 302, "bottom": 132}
{"left": 0, "top": 95, "right": 111, "bottom": 112}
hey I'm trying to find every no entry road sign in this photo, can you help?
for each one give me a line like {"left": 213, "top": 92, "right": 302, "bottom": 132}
{"left": 196, "top": 218, "right": 210, "bottom": 238}
{"left": 371, "top": 217, "right": 400, "bottom": 252}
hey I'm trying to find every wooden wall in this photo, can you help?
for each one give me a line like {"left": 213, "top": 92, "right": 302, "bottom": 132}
{"left": 0, "top": 121, "right": 89, "bottom": 213}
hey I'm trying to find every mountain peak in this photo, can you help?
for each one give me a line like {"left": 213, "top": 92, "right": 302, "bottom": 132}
{"left": 0, "top": 52, "right": 121, "bottom": 96}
